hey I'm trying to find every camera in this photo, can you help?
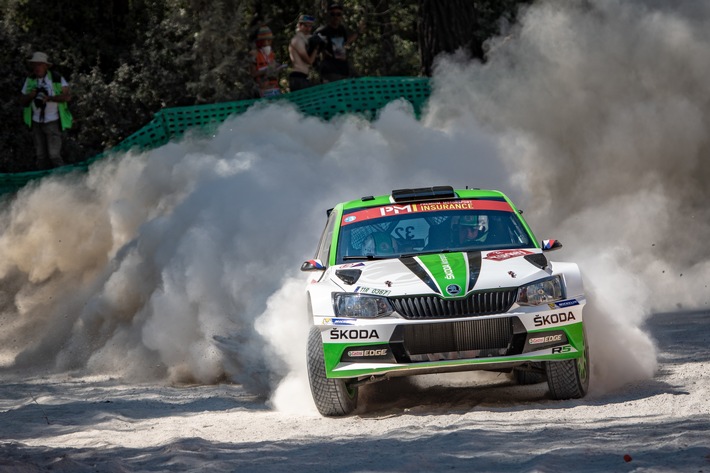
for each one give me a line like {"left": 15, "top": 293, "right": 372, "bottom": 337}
{"left": 307, "top": 33, "right": 327, "bottom": 55}
{"left": 33, "top": 86, "right": 48, "bottom": 109}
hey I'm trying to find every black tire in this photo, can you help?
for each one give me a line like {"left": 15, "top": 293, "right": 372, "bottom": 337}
{"left": 546, "top": 338, "right": 590, "bottom": 400}
{"left": 307, "top": 326, "right": 358, "bottom": 416}
{"left": 513, "top": 364, "right": 546, "bottom": 385}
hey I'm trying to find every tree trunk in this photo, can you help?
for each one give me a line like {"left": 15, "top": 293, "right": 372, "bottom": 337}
{"left": 372, "top": 0, "right": 396, "bottom": 75}
{"left": 418, "top": 0, "right": 479, "bottom": 76}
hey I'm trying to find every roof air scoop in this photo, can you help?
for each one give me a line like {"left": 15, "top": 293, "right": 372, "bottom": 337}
{"left": 391, "top": 186, "right": 456, "bottom": 203}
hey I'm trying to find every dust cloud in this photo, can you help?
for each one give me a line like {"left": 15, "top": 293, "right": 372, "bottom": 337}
{"left": 431, "top": 0, "right": 710, "bottom": 392}
{"left": 1, "top": 0, "right": 707, "bottom": 407}
{"left": 0, "top": 102, "right": 503, "bottom": 398}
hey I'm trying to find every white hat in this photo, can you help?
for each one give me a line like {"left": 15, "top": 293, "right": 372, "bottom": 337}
{"left": 28, "top": 52, "right": 52, "bottom": 65}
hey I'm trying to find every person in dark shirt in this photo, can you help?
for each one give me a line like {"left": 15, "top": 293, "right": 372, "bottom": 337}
{"left": 313, "top": 3, "right": 364, "bottom": 83}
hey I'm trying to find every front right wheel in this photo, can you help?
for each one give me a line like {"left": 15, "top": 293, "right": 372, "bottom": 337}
{"left": 307, "top": 326, "right": 358, "bottom": 416}
{"left": 545, "top": 337, "right": 590, "bottom": 399}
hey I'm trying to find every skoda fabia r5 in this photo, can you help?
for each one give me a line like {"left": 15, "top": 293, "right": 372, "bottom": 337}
{"left": 302, "top": 186, "right": 589, "bottom": 416}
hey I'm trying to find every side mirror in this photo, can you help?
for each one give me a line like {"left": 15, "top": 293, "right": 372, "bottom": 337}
{"left": 541, "top": 239, "right": 563, "bottom": 251}
{"left": 301, "top": 259, "right": 325, "bottom": 271}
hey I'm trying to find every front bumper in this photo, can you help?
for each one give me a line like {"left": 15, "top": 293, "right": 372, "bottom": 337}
{"left": 316, "top": 299, "right": 586, "bottom": 379}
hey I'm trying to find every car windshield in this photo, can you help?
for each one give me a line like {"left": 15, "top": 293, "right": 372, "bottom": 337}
{"left": 335, "top": 200, "right": 534, "bottom": 264}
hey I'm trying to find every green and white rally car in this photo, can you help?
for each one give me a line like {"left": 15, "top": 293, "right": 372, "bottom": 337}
{"left": 302, "top": 186, "right": 589, "bottom": 416}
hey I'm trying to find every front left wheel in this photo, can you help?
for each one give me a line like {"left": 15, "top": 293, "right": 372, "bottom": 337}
{"left": 307, "top": 326, "right": 358, "bottom": 416}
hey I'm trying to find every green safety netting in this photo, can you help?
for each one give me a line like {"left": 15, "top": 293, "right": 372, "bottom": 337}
{"left": 0, "top": 76, "right": 431, "bottom": 195}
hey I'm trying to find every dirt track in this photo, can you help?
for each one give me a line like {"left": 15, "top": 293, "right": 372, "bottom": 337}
{"left": 1, "top": 310, "right": 708, "bottom": 472}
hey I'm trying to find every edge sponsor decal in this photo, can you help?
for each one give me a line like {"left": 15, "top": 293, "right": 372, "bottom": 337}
{"left": 533, "top": 311, "right": 577, "bottom": 327}
{"left": 484, "top": 249, "right": 534, "bottom": 261}
{"left": 529, "top": 334, "right": 563, "bottom": 345}
{"left": 340, "top": 344, "right": 395, "bottom": 363}
{"left": 329, "top": 328, "right": 380, "bottom": 340}
{"left": 522, "top": 330, "right": 568, "bottom": 353}
{"left": 347, "top": 348, "right": 388, "bottom": 357}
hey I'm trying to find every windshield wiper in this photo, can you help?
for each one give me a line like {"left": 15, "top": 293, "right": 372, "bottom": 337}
{"left": 342, "top": 255, "right": 388, "bottom": 261}
{"left": 399, "top": 249, "right": 453, "bottom": 258}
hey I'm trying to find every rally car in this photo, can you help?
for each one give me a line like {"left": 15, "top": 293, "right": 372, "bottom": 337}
{"left": 302, "top": 186, "right": 589, "bottom": 416}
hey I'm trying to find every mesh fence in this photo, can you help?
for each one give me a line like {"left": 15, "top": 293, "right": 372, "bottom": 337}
{"left": 1, "top": 77, "right": 430, "bottom": 195}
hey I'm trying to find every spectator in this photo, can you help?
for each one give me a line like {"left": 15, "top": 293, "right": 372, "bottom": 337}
{"left": 313, "top": 3, "right": 365, "bottom": 83}
{"left": 249, "top": 26, "right": 284, "bottom": 98}
{"left": 288, "top": 14, "right": 318, "bottom": 92}
{"left": 20, "top": 52, "right": 72, "bottom": 168}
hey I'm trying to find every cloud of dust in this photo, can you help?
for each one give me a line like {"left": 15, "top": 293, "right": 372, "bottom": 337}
{"left": 0, "top": 101, "right": 504, "bottom": 398}
{"left": 429, "top": 0, "right": 710, "bottom": 391}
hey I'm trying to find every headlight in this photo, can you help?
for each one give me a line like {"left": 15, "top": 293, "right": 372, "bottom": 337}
{"left": 332, "top": 293, "right": 394, "bottom": 318}
{"left": 517, "top": 276, "right": 564, "bottom": 306}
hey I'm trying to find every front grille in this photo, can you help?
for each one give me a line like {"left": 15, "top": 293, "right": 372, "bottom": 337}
{"left": 399, "top": 317, "right": 513, "bottom": 356}
{"left": 390, "top": 289, "right": 517, "bottom": 320}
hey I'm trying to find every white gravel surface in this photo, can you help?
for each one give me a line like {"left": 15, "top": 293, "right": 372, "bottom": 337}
{"left": 1, "top": 310, "right": 708, "bottom": 472}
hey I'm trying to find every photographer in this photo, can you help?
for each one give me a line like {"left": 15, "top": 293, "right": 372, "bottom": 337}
{"left": 288, "top": 14, "right": 318, "bottom": 92}
{"left": 20, "top": 52, "right": 72, "bottom": 168}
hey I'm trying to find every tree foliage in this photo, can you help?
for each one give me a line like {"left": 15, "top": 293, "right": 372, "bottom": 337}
{"left": 0, "top": 0, "right": 528, "bottom": 172}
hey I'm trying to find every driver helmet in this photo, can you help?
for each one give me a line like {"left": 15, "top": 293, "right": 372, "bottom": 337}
{"left": 363, "top": 232, "right": 398, "bottom": 255}
{"left": 458, "top": 214, "right": 488, "bottom": 242}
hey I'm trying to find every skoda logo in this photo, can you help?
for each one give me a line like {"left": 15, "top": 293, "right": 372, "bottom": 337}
{"left": 446, "top": 284, "right": 461, "bottom": 295}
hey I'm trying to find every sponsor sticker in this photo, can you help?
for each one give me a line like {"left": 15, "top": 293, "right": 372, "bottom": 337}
{"left": 341, "top": 200, "right": 514, "bottom": 226}
{"left": 324, "top": 317, "right": 357, "bottom": 325}
{"left": 528, "top": 334, "right": 563, "bottom": 345}
{"left": 484, "top": 249, "right": 534, "bottom": 261}
{"left": 347, "top": 348, "right": 388, "bottom": 357}
{"left": 547, "top": 299, "right": 580, "bottom": 309}
{"left": 340, "top": 262, "right": 366, "bottom": 268}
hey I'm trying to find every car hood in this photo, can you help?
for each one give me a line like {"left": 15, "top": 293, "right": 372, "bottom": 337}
{"left": 332, "top": 249, "right": 551, "bottom": 298}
